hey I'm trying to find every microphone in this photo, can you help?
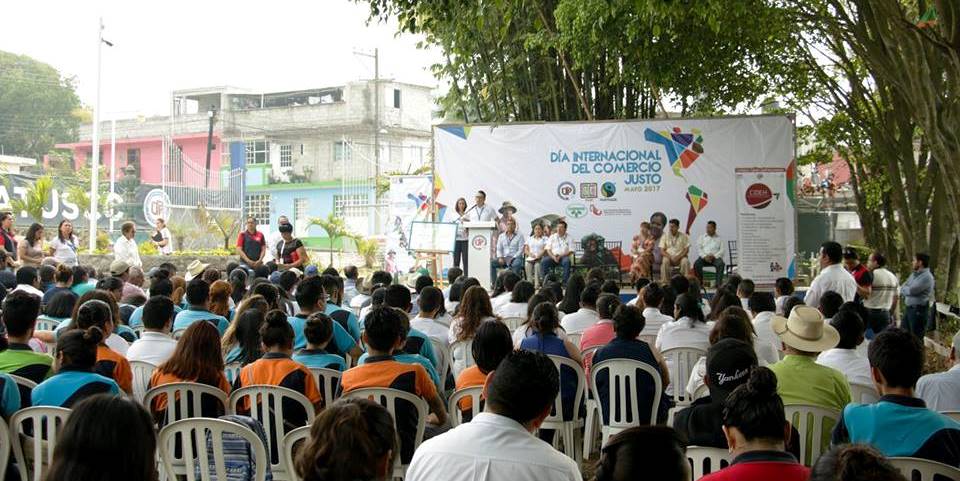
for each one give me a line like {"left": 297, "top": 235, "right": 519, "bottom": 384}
{"left": 458, "top": 204, "right": 478, "bottom": 221}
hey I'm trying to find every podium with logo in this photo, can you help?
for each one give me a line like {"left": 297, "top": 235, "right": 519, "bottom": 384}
{"left": 463, "top": 221, "right": 496, "bottom": 288}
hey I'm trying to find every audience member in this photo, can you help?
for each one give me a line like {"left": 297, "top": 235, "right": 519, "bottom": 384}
{"left": 748, "top": 292, "right": 783, "bottom": 364}
{"left": 407, "top": 350, "right": 580, "bottom": 481}
{"left": 685, "top": 306, "right": 772, "bottom": 397}
{"left": 579, "top": 294, "right": 622, "bottom": 374}
{"left": 442, "top": 267, "right": 463, "bottom": 300}
{"left": 520, "top": 302, "right": 581, "bottom": 429}
{"left": 736, "top": 279, "right": 755, "bottom": 311}
{"left": 775, "top": 277, "right": 795, "bottom": 315}
{"left": 557, "top": 274, "right": 586, "bottom": 315}
{"left": 148, "top": 320, "right": 230, "bottom": 422}
{"left": 449, "top": 286, "right": 497, "bottom": 375}
{"left": 32, "top": 326, "right": 120, "bottom": 407}
{"left": 320, "top": 274, "right": 361, "bottom": 341}
{"left": 809, "top": 444, "right": 907, "bottom": 481}
{"left": 383, "top": 284, "right": 439, "bottom": 367}
{"left": 832, "top": 328, "right": 960, "bottom": 467}
{"left": 0, "top": 290, "right": 53, "bottom": 384}
{"left": 173, "top": 278, "right": 229, "bottom": 335}
{"left": 816, "top": 309, "right": 872, "bottom": 387}
{"left": 12, "top": 265, "right": 43, "bottom": 298}
{"left": 73, "top": 299, "right": 133, "bottom": 394}
{"left": 819, "top": 291, "right": 844, "bottom": 321}
{"left": 208, "top": 280, "right": 234, "bottom": 321}
{"left": 293, "top": 312, "right": 347, "bottom": 372}
{"left": 126, "top": 296, "right": 178, "bottom": 366}
{"left": 783, "top": 296, "right": 805, "bottom": 318}
{"left": 455, "top": 320, "right": 513, "bottom": 416}
{"left": 410, "top": 274, "right": 434, "bottom": 316}
{"left": 495, "top": 280, "right": 534, "bottom": 319}
{"left": 411, "top": 286, "right": 451, "bottom": 343}
{"left": 70, "top": 265, "right": 94, "bottom": 297}
{"left": 627, "top": 277, "right": 651, "bottom": 306}
{"left": 342, "top": 265, "right": 361, "bottom": 306}
{"left": 128, "top": 278, "right": 178, "bottom": 329}
{"left": 42, "top": 264, "right": 75, "bottom": 305}
{"left": 657, "top": 293, "right": 711, "bottom": 395}
{"left": 490, "top": 271, "right": 521, "bottom": 312}
{"left": 806, "top": 241, "right": 857, "bottom": 308}
{"left": 292, "top": 276, "right": 361, "bottom": 359}
{"left": 917, "top": 330, "right": 960, "bottom": 412}
{"left": 595, "top": 426, "right": 689, "bottom": 481}
{"left": 226, "top": 309, "right": 265, "bottom": 365}
{"left": 511, "top": 292, "right": 568, "bottom": 347}
{"left": 560, "top": 281, "right": 601, "bottom": 334}
{"left": 640, "top": 282, "right": 673, "bottom": 337}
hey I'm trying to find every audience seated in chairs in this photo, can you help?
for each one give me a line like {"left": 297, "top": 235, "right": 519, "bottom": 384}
{"left": 292, "top": 312, "right": 348, "bottom": 371}
{"left": 657, "top": 293, "right": 712, "bottom": 396}
{"left": 32, "top": 326, "right": 120, "bottom": 407}
{"left": 407, "top": 350, "right": 580, "bottom": 481}
{"left": 173, "top": 278, "right": 230, "bottom": 335}
{"left": 810, "top": 444, "right": 907, "bottom": 481}
{"left": 639, "top": 282, "right": 674, "bottom": 338}
{"left": 495, "top": 280, "right": 534, "bottom": 319}
{"left": 383, "top": 285, "right": 439, "bottom": 369}
{"left": 594, "top": 426, "right": 690, "bottom": 481}
{"left": 917, "top": 330, "right": 960, "bottom": 412}
{"left": 579, "top": 294, "right": 622, "bottom": 367}
{"left": 225, "top": 308, "right": 266, "bottom": 365}
{"left": 449, "top": 286, "right": 497, "bottom": 375}
{"left": 490, "top": 271, "right": 521, "bottom": 313}
{"left": 557, "top": 274, "right": 586, "bottom": 315}
{"left": 748, "top": 292, "right": 784, "bottom": 364}
{"left": 560, "top": 281, "right": 601, "bottom": 334}
{"left": 73, "top": 299, "right": 132, "bottom": 394}
{"left": 126, "top": 296, "right": 178, "bottom": 366}
{"left": 816, "top": 309, "right": 872, "bottom": 387}
{"left": 511, "top": 292, "right": 568, "bottom": 348}
{"left": 455, "top": 320, "right": 513, "bottom": 420}
{"left": 292, "top": 276, "right": 362, "bottom": 359}
{"left": 411, "top": 286, "right": 452, "bottom": 342}
{"left": 0, "top": 290, "right": 54, "bottom": 384}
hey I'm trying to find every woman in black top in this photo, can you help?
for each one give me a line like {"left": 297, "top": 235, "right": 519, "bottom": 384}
{"left": 276, "top": 222, "right": 308, "bottom": 271}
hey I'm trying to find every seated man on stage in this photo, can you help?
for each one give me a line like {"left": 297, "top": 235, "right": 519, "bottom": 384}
{"left": 490, "top": 218, "right": 524, "bottom": 287}
{"left": 659, "top": 218, "right": 690, "bottom": 283}
{"left": 541, "top": 220, "right": 573, "bottom": 283}
{"left": 693, "top": 220, "right": 725, "bottom": 285}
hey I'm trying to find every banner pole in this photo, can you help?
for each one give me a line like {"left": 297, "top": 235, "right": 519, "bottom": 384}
{"left": 430, "top": 127, "right": 436, "bottom": 222}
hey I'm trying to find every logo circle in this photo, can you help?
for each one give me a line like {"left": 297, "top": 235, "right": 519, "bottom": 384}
{"left": 142, "top": 189, "right": 172, "bottom": 226}
{"left": 557, "top": 182, "right": 575, "bottom": 201}
{"left": 601, "top": 181, "right": 616, "bottom": 198}
{"left": 745, "top": 183, "right": 773, "bottom": 209}
{"left": 471, "top": 235, "right": 487, "bottom": 250}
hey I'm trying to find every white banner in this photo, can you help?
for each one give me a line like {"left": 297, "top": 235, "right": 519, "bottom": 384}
{"left": 386, "top": 175, "right": 435, "bottom": 274}
{"left": 735, "top": 168, "right": 793, "bottom": 285}
{"left": 434, "top": 116, "right": 797, "bottom": 279}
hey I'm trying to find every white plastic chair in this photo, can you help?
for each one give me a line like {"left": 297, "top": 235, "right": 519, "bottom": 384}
{"left": 566, "top": 332, "right": 583, "bottom": 351}
{"left": 282, "top": 426, "right": 311, "bottom": 481}
{"left": 783, "top": 404, "right": 840, "bottom": 467}
{"left": 428, "top": 337, "right": 451, "bottom": 391}
{"left": 224, "top": 362, "right": 243, "bottom": 385}
{"left": 33, "top": 317, "right": 60, "bottom": 332}
{"left": 588, "top": 359, "right": 662, "bottom": 448}
{"left": 129, "top": 360, "right": 157, "bottom": 404}
{"left": 447, "top": 386, "right": 483, "bottom": 427}
{"left": 661, "top": 347, "right": 706, "bottom": 408}
{"left": 0, "top": 418, "right": 9, "bottom": 481}
{"left": 889, "top": 456, "right": 960, "bottom": 481}
{"left": 172, "top": 328, "right": 186, "bottom": 339}
{"left": 941, "top": 411, "right": 960, "bottom": 422}
{"left": 687, "top": 446, "right": 732, "bottom": 479}
{"left": 9, "top": 406, "right": 71, "bottom": 481}
{"left": 342, "top": 387, "right": 429, "bottom": 479}
{"left": 228, "top": 385, "right": 316, "bottom": 481}
{"left": 158, "top": 418, "right": 269, "bottom": 481}
{"left": 308, "top": 368, "right": 342, "bottom": 407}
{"left": 143, "top": 382, "right": 229, "bottom": 426}
{"left": 639, "top": 334, "right": 657, "bottom": 346}
{"left": 849, "top": 382, "right": 880, "bottom": 404}
{"left": 543, "top": 355, "right": 587, "bottom": 463}
{"left": 450, "top": 340, "right": 475, "bottom": 377}
{"left": 501, "top": 317, "right": 526, "bottom": 330}
{"left": 9, "top": 374, "right": 37, "bottom": 405}
{"left": 693, "top": 383, "right": 710, "bottom": 401}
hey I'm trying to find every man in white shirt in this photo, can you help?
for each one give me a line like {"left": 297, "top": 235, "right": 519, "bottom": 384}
{"left": 410, "top": 287, "right": 451, "bottom": 342}
{"left": 113, "top": 221, "right": 142, "bottom": 269}
{"left": 490, "top": 218, "right": 524, "bottom": 287}
{"left": 658, "top": 218, "right": 690, "bottom": 283}
{"left": 541, "top": 220, "right": 573, "bottom": 283}
{"left": 126, "top": 296, "right": 178, "bottom": 366}
{"left": 561, "top": 282, "right": 601, "bottom": 333}
{"left": 804, "top": 241, "right": 857, "bottom": 308}
{"left": 490, "top": 272, "right": 520, "bottom": 313}
{"left": 863, "top": 252, "right": 899, "bottom": 335}
{"left": 11, "top": 267, "right": 44, "bottom": 299}
{"left": 466, "top": 190, "right": 498, "bottom": 223}
{"left": 917, "top": 330, "right": 960, "bottom": 412}
{"left": 639, "top": 282, "right": 673, "bottom": 337}
{"left": 747, "top": 292, "right": 782, "bottom": 365}
{"left": 407, "top": 350, "right": 582, "bottom": 481}
{"left": 816, "top": 309, "right": 873, "bottom": 387}
{"left": 693, "top": 220, "right": 725, "bottom": 285}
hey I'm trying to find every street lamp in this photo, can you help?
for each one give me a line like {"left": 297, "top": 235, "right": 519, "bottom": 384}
{"left": 89, "top": 17, "right": 113, "bottom": 252}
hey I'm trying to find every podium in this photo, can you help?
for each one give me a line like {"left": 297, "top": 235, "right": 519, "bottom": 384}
{"left": 464, "top": 221, "right": 496, "bottom": 288}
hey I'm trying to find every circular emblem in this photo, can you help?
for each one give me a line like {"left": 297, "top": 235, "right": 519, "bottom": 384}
{"left": 142, "top": 189, "right": 172, "bottom": 226}
{"left": 745, "top": 183, "right": 773, "bottom": 209}
{"left": 471, "top": 235, "right": 487, "bottom": 250}
{"left": 557, "top": 182, "right": 575, "bottom": 201}
{"left": 601, "top": 181, "right": 616, "bottom": 198}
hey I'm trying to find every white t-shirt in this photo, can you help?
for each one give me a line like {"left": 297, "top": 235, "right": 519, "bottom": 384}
{"left": 525, "top": 236, "right": 548, "bottom": 259}
{"left": 864, "top": 268, "right": 899, "bottom": 310}
{"left": 467, "top": 204, "right": 498, "bottom": 222}
{"left": 656, "top": 317, "right": 712, "bottom": 395}
{"left": 157, "top": 227, "right": 174, "bottom": 255}
{"left": 816, "top": 348, "right": 873, "bottom": 387}
{"left": 49, "top": 235, "right": 79, "bottom": 267}
{"left": 496, "top": 302, "right": 528, "bottom": 319}
{"left": 560, "top": 308, "right": 600, "bottom": 334}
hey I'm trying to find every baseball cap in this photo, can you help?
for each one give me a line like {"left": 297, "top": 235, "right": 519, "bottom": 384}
{"left": 109, "top": 260, "right": 131, "bottom": 277}
{"left": 304, "top": 265, "right": 319, "bottom": 277}
{"left": 706, "top": 338, "right": 759, "bottom": 398}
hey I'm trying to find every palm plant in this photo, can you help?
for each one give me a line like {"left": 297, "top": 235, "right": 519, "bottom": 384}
{"left": 9, "top": 175, "right": 53, "bottom": 225}
{"left": 309, "top": 213, "right": 352, "bottom": 266}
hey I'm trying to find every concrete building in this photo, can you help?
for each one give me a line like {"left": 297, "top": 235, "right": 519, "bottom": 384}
{"left": 58, "top": 79, "right": 434, "bottom": 243}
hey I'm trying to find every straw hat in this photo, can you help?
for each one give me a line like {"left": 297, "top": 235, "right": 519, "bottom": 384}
{"left": 184, "top": 260, "right": 209, "bottom": 281}
{"left": 498, "top": 201, "right": 517, "bottom": 215}
{"left": 770, "top": 305, "right": 840, "bottom": 352}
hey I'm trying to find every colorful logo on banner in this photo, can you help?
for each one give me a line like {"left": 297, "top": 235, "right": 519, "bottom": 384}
{"left": 601, "top": 181, "right": 617, "bottom": 198}
{"left": 580, "top": 182, "right": 598, "bottom": 199}
{"left": 644, "top": 127, "right": 704, "bottom": 179}
{"left": 567, "top": 203, "right": 587, "bottom": 218}
{"left": 685, "top": 185, "right": 709, "bottom": 234}
{"left": 557, "top": 182, "right": 576, "bottom": 200}
{"left": 745, "top": 183, "right": 774, "bottom": 209}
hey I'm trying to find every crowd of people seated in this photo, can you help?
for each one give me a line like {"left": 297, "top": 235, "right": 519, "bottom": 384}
{"left": 0, "top": 228, "right": 951, "bottom": 481}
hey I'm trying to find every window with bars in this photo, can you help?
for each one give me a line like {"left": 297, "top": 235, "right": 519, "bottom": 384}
{"left": 127, "top": 148, "right": 141, "bottom": 177}
{"left": 280, "top": 144, "right": 292, "bottom": 168}
{"left": 333, "top": 194, "right": 367, "bottom": 218}
{"left": 245, "top": 194, "right": 271, "bottom": 226}
{"left": 294, "top": 198, "right": 309, "bottom": 225}
{"left": 245, "top": 140, "right": 269, "bottom": 164}
{"left": 333, "top": 141, "right": 351, "bottom": 162}
{"left": 166, "top": 144, "right": 184, "bottom": 183}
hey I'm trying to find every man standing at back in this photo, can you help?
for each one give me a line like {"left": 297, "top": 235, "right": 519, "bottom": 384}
{"left": 407, "top": 349, "right": 582, "bottom": 481}
{"left": 863, "top": 252, "right": 898, "bottom": 336}
{"left": 900, "top": 252, "right": 934, "bottom": 339}
{"left": 805, "top": 241, "right": 857, "bottom": 309}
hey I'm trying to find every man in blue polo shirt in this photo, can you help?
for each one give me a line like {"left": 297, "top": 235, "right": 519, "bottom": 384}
{"left": 832, "top": 328, "right": 960, "bottom": 466}
{"left": 173, "top": 278, "right": 229, "bottom": 335}
{"left": 319, "top": 274, "right": 361, "bottom": 341}
{"left": 293, "top": 275, "right": 362, "bottom": 363}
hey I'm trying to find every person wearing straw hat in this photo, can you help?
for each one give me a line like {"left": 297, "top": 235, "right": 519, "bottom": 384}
{"left": 184, "top": 259, "right": 209, "bottom": 282}
{"left": 768, "top": 305, "right": 852, "bottom": 411}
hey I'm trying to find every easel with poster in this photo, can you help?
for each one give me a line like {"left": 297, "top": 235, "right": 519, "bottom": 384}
{"left": 408, "top": 221, "right": 458, "bottom": 288}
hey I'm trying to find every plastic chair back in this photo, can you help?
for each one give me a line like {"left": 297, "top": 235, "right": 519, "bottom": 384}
{"left": 341, "top": 387, "right": 429, "bottom": 478}
{"left": 590, "top": 358, "right": 662, "bottom": 445}
{"left": 9, "top": 406, "right": 71, "bottom": 481}
{"left": 129, "top": 360, "right": 157, "bottom": 404}
{"left": 9, "top": 375, "right": 37, "bottom": 409}
{"left": 783, "top": 404, "right": 840, "bottom": 466}
{"left": 661, "top": 347, "right": 706, "bottom": 406}
{"left": 143, "top": 382, "right": 228, "bottom": 426}
{"left": 687, "top": 446, "right": 732, "bottom": 479}
{"left": 447, "top": 386, "right": 483, "bottom": 427}
{"left": 158, "top": 418, "right": 268, "bottom": 481}
{"left": 228, "top": 385, "right": 315, "bottom": 480}
{"left": 282, "top": 426, "right": 311, "bottom": 481}
{"left": 34, "top": 318, "right": 60, "bottom": 332}
{"left": 566, "top": 332, "right": 583, "bottom": 351}
{"left": 308, "top": 368, "right": 342, "bottom": 407}
{"left": 889, "top": 456, "right": 960, "bottom": 481}
{"left": 224, "top": 362, "right": 243, "bottom": 385}
{"left": 849, "top": 382, "right": 880, "bottom": 404}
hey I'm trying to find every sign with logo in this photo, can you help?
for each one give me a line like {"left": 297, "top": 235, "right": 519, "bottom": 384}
{"left": 471, "top": 234, "right": 488, "bottom": 250}
{"left": 435, "top": 116, "right": 796, "bottom": 280}
{"left": 736, "top": 168, "right": 793, "bottom": 284}
{"left": 745, "top": 182, "right": 774, "bottom": 209}
{"left": 142, "top": 189, "right": 171, "bottom": 227}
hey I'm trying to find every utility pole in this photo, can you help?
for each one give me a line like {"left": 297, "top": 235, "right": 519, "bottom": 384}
{"left": 205, "top": 108, "right": 216, "bottom": 187}
{"left": 109, "top": 118, "right": 116, "bottom": 233}
{"left": 89, "top": 18, "right": 113, "bottom": 252}
{"left": 374, "top": 47, "right": 380, "bottom": 209}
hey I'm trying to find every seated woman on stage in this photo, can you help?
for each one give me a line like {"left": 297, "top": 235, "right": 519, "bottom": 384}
{"left": 630, "top": 222, "right": 656, "bottom": 281}
{"left": 578, "top": 234, "right": 617, "bottom": 270}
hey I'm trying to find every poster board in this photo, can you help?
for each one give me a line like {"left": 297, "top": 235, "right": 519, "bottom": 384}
{"left": 735, "top": 168, "right": 793, "bottom": 286}
{"left": 408, "top": 221, "right": 457, "bottom": 253}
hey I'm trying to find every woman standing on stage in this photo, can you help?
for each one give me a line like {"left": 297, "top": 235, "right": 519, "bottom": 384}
{"left": 453, "top": 197, "right": 469, "bottom": 273}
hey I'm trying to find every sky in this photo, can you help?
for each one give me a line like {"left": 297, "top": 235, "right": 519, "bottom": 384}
{"left": 0, "top": 0, "right": 442, "bottom": 118}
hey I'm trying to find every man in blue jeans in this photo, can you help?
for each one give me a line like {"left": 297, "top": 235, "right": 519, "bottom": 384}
{"left": 900, "top": 252, "right": 934, "bottom": 339}
{"left": 541, "top": 220, "right": 573, "bottom": 283}
{"left": 490, "top": 218, "right": 524, "bottom": 286}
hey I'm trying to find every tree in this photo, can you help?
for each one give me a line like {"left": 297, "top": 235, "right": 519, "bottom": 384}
{"left": 0, "top": 51, "right": 81, "bottom": 160}
{"left": 64, "top": 166, "right": 110, "bottom": 219}
{"left": 8, "top": 175, "right": 53, "bottom": 225}
{"left": 352, "top": 236, "right": 380, "bottom": 269}
{"left": 195, "top": 204, "right": 240, "bottom": 250}
{"left": 310, "top": 213, "right": 352, "bottom": 266}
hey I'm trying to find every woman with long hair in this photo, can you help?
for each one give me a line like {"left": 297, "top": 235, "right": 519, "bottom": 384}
{"left": 221, "top": 295, "right": 269, "bottom": 357}
{"left": 43, "top": 264, "right": 76, "bottom": 306}
{"left": 656, "top": 293, "right": 712, "bottom": 397}
{"left": 229, "top": 268, "right": 247, "bottom": 305}
{"left": 57, "top": 289, "right": 132, "bottom": 356}
{"left": 557, "top": 274, "right": 586, "bottom": 314}
{"left": 209, "top": 280, "right": 233, "bottom": 320}
{"left": 707, "top": 289, "right": 741, "bottom": 321}
{"left": 452, "top": 197, "right": 469, "bottom": 272}
{"left": 447, "top": 285, "right": 496, "bottom": 375}
{"left": 17, "top": 222, "right": 45, "bottom": 267}
{"left": 45, "top": 394, "right": 158, "bottom": 481}
{"left": 170, "top": 276, "right": 187, "bottom": 307}
{"left": 48, "top": 219, "right": 80, "bottom": 267}
{"left": 226, "top": 309, "right": 266, "bottom": 365}
{"left": 32, "top": 326, "right": 120, "bottom": 407}
{"left": 72, "top": 298, "right": 132, "bottom": 394}
{"left": 629, "top": 221, "right": 657, "bottom": 282}
{"left": 295, "top": 398, "right": 397, "bottom": 481}
{"left": 149, "top": 320, "right": 230, "bottom": 423}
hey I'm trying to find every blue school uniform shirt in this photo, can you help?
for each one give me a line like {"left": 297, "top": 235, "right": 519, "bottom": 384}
{"left": 174, "top": 307, "right": 230, "bottom": 335}
{"left": 32, "top": 368, "right": 120, "bottom": 408}
{"left": 325, "top": 302, "right": 362, "bottom": 342}
{"left": 403, "top": 328, "right": 438, "bottom": 369}
{"left": 292, "top": 349, "right": 347, "bottom": 371}
{"left": 129, "top": 304, "right": 183, "bottom": 329}
{"left": 358, "top": 351, "right": 442, "bottom": 391}
{"left": 0, "top": 372, "right": 20, "bottom": 418}
{"left": 288, "top": 314, "right": 357, "bottom": 355}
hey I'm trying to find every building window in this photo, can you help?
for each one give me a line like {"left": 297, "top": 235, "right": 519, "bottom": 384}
{"left": 245, "top": 140, "right": 269, "bottom": 164}
{"left": 127, "top": 148, "right": 141, "bottom": 176}
{"left": 333, "top": 194, "right": 367, "bottom": 218}
{"left": 393, "top": 88, "right": 401, "bottom": 109}
{"left": 166, "top": 144, "right": 184, "bottom": 183}
{"left": 333, "top": 141, "right": 351, "bottom": 162}
{"left": 244, "top": 193, "right": 271, "bottom": 226}
{"left": 294, "top": 198, "right": 309, "bottom": 225}
{"left": 280, "top": 144, "right": 293, "bottom": 168}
